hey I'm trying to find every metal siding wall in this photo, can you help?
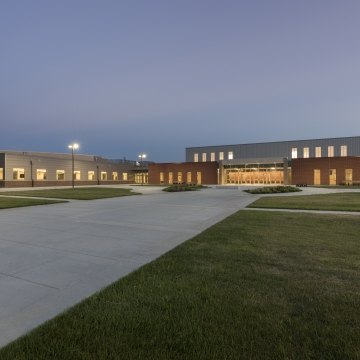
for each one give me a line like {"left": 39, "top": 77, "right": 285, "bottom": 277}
{"left": 186, "top": 136, "right": 360, "bottom": 162}
{"left": 4, "top": 153, "right": 136, "bottom": 182}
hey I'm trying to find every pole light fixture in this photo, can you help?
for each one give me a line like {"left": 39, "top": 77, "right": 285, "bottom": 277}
{"left": 68, "top": 143, "right": 79, "bottom": 189}
{"left": 138, "top": 153, "right": 147, "bottom": 185}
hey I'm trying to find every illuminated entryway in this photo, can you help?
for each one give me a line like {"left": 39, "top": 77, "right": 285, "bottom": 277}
{"left": 135, "top": 173, "right": 148, "bottom": 184}
{"left": 224, "top": 163, "right": 285, "bottom": 185}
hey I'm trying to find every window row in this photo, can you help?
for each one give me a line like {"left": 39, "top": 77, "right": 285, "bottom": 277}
{"left": 12, "top": 168, "right": 128, "bottom": 181}
{"left": 194, "top": 151, "right": 233, "bottom": 162}
{"left": 159, "top": 171, "right": 202, "bottom": 184}
{"left": 291, "top": 145, "right": 347, "bottom": 159}
{"left": 314, "top": 168, "right": 353, "bottom": 185}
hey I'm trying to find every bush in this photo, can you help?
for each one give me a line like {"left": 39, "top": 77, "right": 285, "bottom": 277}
{"left": 244, "top": 186, "right": 302, "bottom": 194}
{"left": 163, "top": 184, "right": 208, "bottom": 192}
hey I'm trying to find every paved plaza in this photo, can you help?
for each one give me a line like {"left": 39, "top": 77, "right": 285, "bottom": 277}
{"left": 0, "top": 186, "right": 256, "bottom": 347}
{"left": 0, "top": 185, "right": 359, "bottom": 347}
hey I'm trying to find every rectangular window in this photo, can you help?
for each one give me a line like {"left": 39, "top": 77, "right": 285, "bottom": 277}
{"left": 101, "top": 171, "right": 107, "bottom": 180}
{"left": 187, "top": 171, "right": 192, "bottom": 183}
{"left": 345, "top": 169, "right": 353, "bottom": 183}
{"left": 228, "top": 151, "right": 233, "bottom": 160}
{"left": 196, "top": 171, "right": 202, "bottom": 184}
{"left": 341, "top": 145, "right": 347, "bottom": 157}
{"left": 194, "top": 153, "right": 198, "bottom": 162}
{"left": 177, "top": 172, "right": 182, "bottom": 183}
{"left": 0, "top": 168, "right": 4, "bottom": 180}
{"left": 169, "top": 172, "right": 173, "bottom": 184}
{"left": 13, "top": 168, "right": 25, "bottom": 180}
{"left": 210, "top": 152, "right": 215, "bottom": 162}
{"left": 328, "top": 146, "right": 334, "bottom": 157}
{"left": 303, "top": 147, "right": 309, "bottom": 158}
{"left": 36, "top": 169, "right": 47, "bottom": 180}
{"left": 315, "top": 146, "right": 321, "bottom": 158}
{"left": 73, "top": 171, "right": 81, "bottom": 180}
{"left": 202, "top": 153, "right": 207, "bottom": 162}
{"left": 88, "top": 171, "right": 95, "bottom": 180}
{"left": 123, "top": 172, "right": 128, "bottom": 181}
{"left": 112, "top": 172, "right": 118, "bottom": 180}
{"left": 291, "top": 148, "right": 297, "bottom": 159}
{"left": 314, "top": 169, "right": 321, "bottom": 185}
{"left": 219, "top": 152, "right": 224, "bottom": 160}
{"left": 329, "top": 169, "right": 336, "bottom": 185}
{"left": 56, "top": 170, "right": 65, "bottom": 180}
{"left": 159, "top": 172, "right": 164, "bottom": 183}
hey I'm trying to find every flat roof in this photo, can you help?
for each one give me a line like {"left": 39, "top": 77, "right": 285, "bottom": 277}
{"left": 186, "top": 135, "right": 360, "bottom": 150}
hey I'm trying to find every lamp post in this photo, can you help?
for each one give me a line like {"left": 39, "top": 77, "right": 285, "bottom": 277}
{"left": 68, "top": 143, "right": 79, "bottom": 189}
{"left": 138, "top": 153, "right": 147, "bottom": 185}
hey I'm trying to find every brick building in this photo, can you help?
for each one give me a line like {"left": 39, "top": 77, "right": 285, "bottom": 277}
{"left": 292, "top": 157, "right": 360, "bottom": 186}
{"left": 148, "top": 162, "right": 219, "bottom": 185}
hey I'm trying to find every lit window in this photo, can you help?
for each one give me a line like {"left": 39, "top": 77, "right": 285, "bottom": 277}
{"left": 36, "top": 169, "right": 47, "bottom": 180}
{"left": 112, "top": 172, "right": 118, "bottom": 180}
{"left": 219, "top": 152, "right": 224, "bottom": 160}
{"left": 0, "top": 168, "right": 3, "bottom": 180}
{"left": 202, "top": 153, "right": 207, "bottom": 162}
{"left": 341, "top": 145, "right": 347, "bottom": 157}
{"left": 194, "top": 153, "right": 198, "bottom": 162}
{"left": 291, "top": 148, "right": 297, "bottom": 159}
{"left": 178, "top": 172, "right": 182, "bottom": 183}
{"left": 210, "top": 152, "right": 215, "bottom": 162}
{"left": 315, "top": 147, "right": 321, "bottom": 158}
{"left": 123, "top": 172, "right": 128, "bottom": 181}
{"left": 345, "top": 169, "right": 353, "bottom": 183}
{"left": 228, "top": 151, "right": 233, "bottom": 160}
{"left": 101, "top": 171, "right": 107, "bottom": 180}
{"left": 73, "top": 171, "right": 81, "bottom": 180}
{"left": 187, "top": 171, "right": 192, "bottom": 183}
{"left": 303, "top": 147, "right": 309, "bottom": 158}
{"left": 169, "top": 172, "right": 173, "bottom": 184}
{"left": 13, "top": 168, "right": 25, "bottom": 180}
{"left": 159, "top": 172, "right": 164, "bottom": 183}
{"left": 197, "top": 171, "right": 202, "bottom": 184}
{"left": 56, "top": 170, "right": 65, "bottom": 180}
{"left": 328, "top": 146, "right": 334, "bottom": 157}
{"left": 88, "top": 171, "right": 95, "bottom": 180}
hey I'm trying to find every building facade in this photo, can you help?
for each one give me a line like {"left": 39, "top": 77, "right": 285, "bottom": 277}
{"left": 292, "top": 157, "right": 360, "bottom": 186}
{"left": 0, "top": 151, "right": 139, "bottom": 188}
{"left": 184, "top": 136, "right": 360, "bottom": 185}
{"left": 148, "top": 162, "right": 219, "bottom": 185}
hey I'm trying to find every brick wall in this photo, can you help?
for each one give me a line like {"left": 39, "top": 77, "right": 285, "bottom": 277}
{"left": 292, "top": 157, "right": 360, "bottom": 185}
{"left": 148, "top": 162, "right": 219, "bottom": 185}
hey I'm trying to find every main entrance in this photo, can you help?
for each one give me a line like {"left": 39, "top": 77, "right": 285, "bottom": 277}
{"left": 224, "top": 163, "right": 285, "bottom": 185}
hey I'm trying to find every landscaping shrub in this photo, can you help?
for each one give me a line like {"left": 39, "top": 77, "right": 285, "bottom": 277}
{"left": 163, "top": 184, "right": 208, "bottom": 192}
{"left": 244, "top": 186, "right": 302, "bottom": 194}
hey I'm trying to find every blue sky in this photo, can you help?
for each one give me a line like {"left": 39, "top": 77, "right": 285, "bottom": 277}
{"left": 1, "top": 0, "right": 360, "bottom": 161}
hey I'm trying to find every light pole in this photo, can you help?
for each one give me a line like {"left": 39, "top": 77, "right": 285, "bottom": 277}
{"left": 138, "top": 153, "right": 147, "bottom": 185}
{"left": 68, "top": 143, "right": 79, "bottom": 189}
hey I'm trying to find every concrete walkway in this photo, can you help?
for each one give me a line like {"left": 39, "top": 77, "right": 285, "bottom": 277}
{"left": 0, "top": 185, "right": 359, "bottom": 348}
{"left": 0, "top": 187, "right": 254, "bottom": 347}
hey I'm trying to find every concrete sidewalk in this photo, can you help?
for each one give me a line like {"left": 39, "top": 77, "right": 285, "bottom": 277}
{"left": 0, "top": 188, "right": 254, "bottom": 347}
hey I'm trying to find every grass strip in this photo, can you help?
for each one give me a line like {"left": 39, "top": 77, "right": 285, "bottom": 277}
{"left": 0, "top": 197, "right": 66, "bottom": 209}
{"left": 0, "top": 187, "right": 139, "bottom": 200}
{"left": 1, "top": 210, "right": 359, "bottom": 359}
{"left": 248, "top": 192, "right": 360, "bottom": 211}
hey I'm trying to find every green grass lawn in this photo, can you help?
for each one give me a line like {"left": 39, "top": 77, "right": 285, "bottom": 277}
{"left": 1, "top": 210, "right": 359, "bottom": 359}
{"left": 0, "top": 187, "right": 140, "bottom": 200}
{"left": 0, "top": 197, "right": 65, "bottom": 209}
{"left": 248, "top": 192, "right": 360, "bottom": 211}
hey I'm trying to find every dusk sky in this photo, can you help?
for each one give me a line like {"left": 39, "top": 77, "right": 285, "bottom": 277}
{"left": 1, "top": 1, "right": 360, "bottom": 162}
